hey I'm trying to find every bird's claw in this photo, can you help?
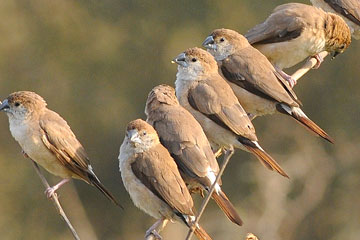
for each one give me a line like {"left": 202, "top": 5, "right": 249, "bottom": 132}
{"left": 145, "top": 229, "right": 162, "bottom": 240}
{"left": 312, "top": 54, "right": 324, "bottom": 69}
{"left": 21, "top": 150, "right": 29, "bottom": 158}
{"left": 45, "top": 187, "right": 56, "bottom": 199}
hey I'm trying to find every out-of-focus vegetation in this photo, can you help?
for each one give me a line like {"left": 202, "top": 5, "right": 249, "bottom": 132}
{"left": 0, "top": 0, "right": 359, "bottom": 239}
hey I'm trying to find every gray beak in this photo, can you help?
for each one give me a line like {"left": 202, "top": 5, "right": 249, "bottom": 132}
{"left": 172, "top": 52, "right": 188, "bottom": 67}
{"left": 202, "top": 35, "right": 216, "bottom": 50}
{"left": 0, "top": 99, "right": 10, "bottom": 112}
{"left": 128, "top": 129, "right": 141, "bottom": 144}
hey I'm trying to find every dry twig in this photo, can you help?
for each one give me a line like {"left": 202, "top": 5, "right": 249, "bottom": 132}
{"left": 31, "top": 160, "right": 80, "bottom": 240}
{"left": 185, "top": 148, "right": 234, "bottom": 240}
{"left": 291, "top": 51, "right": 329, "bottom": 82}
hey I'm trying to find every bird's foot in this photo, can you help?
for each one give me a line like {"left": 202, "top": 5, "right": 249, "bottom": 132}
{"left": 145, "top": 229, "right": 162, "bottom": 240}
{"left": 45, "top": 187, "right": 57, "bottom": 199}
{"left": 312, "top": 54, "right": 324, "bottom": 69}
{"left": 21, "top": 150, "right": 29, "bottom": 158}
{"left": 276, "top": 67, "right": 297, "bottom": 88}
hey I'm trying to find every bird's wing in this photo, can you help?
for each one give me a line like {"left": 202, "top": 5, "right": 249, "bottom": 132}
{"left": 131, "top": 145, "right": 194, "bottom": 215}
{"left": 220, "top": 48, "right": 300, "bottom": 106}
{"left": 39, "top": 110, "right": 92, "bottom": 181}
{"left": 245, "top": 3, "right": 307, "bottom": 44}
{"left": 188, "top": 79, "right": 257, "bottom": 141}
{"left": 326, "top": 0, "right": 360, "bottom": 25}
{"left": 149, "top": 107, "right": 218, "bottom": 180}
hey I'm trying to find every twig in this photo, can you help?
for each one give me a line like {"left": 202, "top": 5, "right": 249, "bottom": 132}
{"left": 185, "top": 148, "right": 234, "bottom": 240}
{"left": 145, "top": 219, "right": 169, "bottom": 240}
{"left": 291, "top": 51, "right": 329, "bottom": 82}
{"left": 31, "top": 160, "right": 80, "bottom": 240}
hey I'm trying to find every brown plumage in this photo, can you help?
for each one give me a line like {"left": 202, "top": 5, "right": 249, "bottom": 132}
{"left": 146, "top": 84, "right": 242, "bottom": 226}
{"left": 0, "top": 91, "right": 121, "bottom": 207}
{"left": 311, "top": 0, "right": 360, "bottom": 39}
{"left": 174, "top": 47, "right": 288, "bottom": 178}
{"left": 119, "top": 119, "right": 212, "bottom": 240}
{"left": 203, "top": 28, "right": 334, "bottom": 144}
{"left": 245, "top": 3, "right": 351, "bottom": 81}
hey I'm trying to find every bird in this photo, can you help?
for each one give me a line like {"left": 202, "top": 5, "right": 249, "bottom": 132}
{"left": 119, "top": 119, "right": 212, "bottom": 240}
{"left": 203, "top": 28, "right": 334, "bottom": 144}
{"left": 173, "top": 47, "right": 288, "bottom": 178}
{"left": 245, "top": 3, "right": 351, "bottom": 87}
{"left": 145, "top": 84, "right": 243, "bottom": 226}
{"left": 310, "top": 0, "right": 360, "bottom": 39}
{"left": 0, "top": 91, "right": 121, "bottom": 207}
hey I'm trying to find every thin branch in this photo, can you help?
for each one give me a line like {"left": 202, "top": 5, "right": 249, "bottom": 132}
{"left": 291, "top": 51, "right": 329, "bottom": 82}
{"left": 31, "top": 160, "right": 80, "bottom": 240}
{"left": 185, "top": 148, "right": 234, "bottom": 240}
{"left": 145, "top": 219, "right": 169, "bottom": 240}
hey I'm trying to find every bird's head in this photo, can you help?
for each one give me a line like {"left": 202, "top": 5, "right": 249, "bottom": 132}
{"left": 324, "top": 13, "right": 351, "bottom": 59}
{"left": 203, "top": 28, "right": 250, "bottom": 60}
{"left": 0, "top": 91, "right": 47, "bottom": 120}
{"left": 173, "top": 47, "right": 218, "bottom": 80}
{"left": 145, "top": 84, "right": 179, "bottom": 115}
{"left": 126, "top": 119, "right": 159, "bottom": 152}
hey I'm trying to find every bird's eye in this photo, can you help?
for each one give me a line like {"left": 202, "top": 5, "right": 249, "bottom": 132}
{"left": 143, "top": 131, "right": 147, "bottom": 136}
{"left": 14, "top": 102, "right": 20, "bottom": 107}
{"left": 220, "top": 38, "right": 225, "bottom": 42}
{"left": 191, "top": 58, "right": 197, "bottom": 62}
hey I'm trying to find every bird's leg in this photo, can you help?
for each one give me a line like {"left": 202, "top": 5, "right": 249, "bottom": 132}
{"left": 145, "top": 218, "right": 168, "bottom": 240}
{"left": 312, "top": 53, "right": 324, "bottom": 69}
{"left": 45, "top": 178, "right": 70, "bottom": 199}
{"left": 275, "top": 67, "right": 297, "bottom": 88}
{"left": 21, "top": 150, "right": 29, "bottom": 158}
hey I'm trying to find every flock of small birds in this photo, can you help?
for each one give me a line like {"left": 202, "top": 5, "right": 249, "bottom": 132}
{"left": 0, "top": 1, "right": 358, "bottom": 240}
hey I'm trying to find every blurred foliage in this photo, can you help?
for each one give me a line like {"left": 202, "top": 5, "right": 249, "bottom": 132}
{"left": 0, "top": 0, "right": 359, "bottom": 239}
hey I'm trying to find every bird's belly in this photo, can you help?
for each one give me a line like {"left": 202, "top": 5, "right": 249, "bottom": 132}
{"left": 11, "top": 126, "right": 73, "bottom": 179}
{"left": 255, "top": 36, "right": 325, "bottom": 69}
{"left": 228, "top": 82, "right": 277, "bottom": 116}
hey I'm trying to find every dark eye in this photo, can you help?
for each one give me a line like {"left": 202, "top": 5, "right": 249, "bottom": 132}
{"left": 191, "top": 58, "right": 197, "bottom": 62}
{"left": 220, "top": 38, "right": 225, "bottom": 42}
{"left": 143, "top": 131, "right": 147, "bottom": 136}
{"left": 14, "top": 102, "right": 20, "bottom": 107}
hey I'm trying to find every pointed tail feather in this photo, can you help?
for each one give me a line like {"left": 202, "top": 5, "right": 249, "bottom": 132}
{"left": 89, "top": 175, "right": 123, "bottom": 209}
{"left": 239, "top": 137, "right": 289, "bottom": 178}
{"left": 194, "top": 225, "right": 212, "bottom": 240}
{"left": 290, "top": 107, "right": 334, "bottom": 144}
{"left": 212, "top": 190, "right": 243, "bottom": 226}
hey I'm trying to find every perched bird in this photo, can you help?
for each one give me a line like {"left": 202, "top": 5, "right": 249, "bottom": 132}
{"left": 145, "top": 84, "right": 243, "bottom": 226}
{"left": 311, "top": 0, "right": 360, "bottom": 39}
{"left": 203, "top": 28, "right": 334, "bottom": 144}
{"left": 173, "top": 47, "right": 288, "bottom": 178}
{"left": 0, "top": 91, "right": 120, "bottom": 206}
{"left": 119, "top": 119, "right": 212, "bottom": 240}
{"left": 245, "top": 3, "right": 351, "bottom": 87}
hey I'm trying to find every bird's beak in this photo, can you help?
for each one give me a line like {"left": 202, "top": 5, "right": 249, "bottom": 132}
{"left": 330, "top": 51, "right": 340, "bottom": 59}
{"left": 172, "top": 52, "right": 188, "bottom": 67}
{"left": 202, "top": 35, "right": 216, "bottom": 50}
{"left": 0, "top": 99, "right": 10, "bottom": 112}
{"left": 128, "top": 130, "right": 141, "bottom": 144}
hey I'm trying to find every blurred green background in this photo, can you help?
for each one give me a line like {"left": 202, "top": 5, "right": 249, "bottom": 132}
{"left": 0, "top": 0, "right": 359, "bottom": 239}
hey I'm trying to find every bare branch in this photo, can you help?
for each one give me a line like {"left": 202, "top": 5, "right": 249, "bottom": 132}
{"left": 31, "top": 160, "right": 80, "bottom": 240}
{"left": 185, "top": 148, "right": 234, "bottom": 240}
{"left": 291, "top": 51, "right": 329, "bottom": 81}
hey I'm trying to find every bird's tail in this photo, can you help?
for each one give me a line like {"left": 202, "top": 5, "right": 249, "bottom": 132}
{"left": 194, "top": 225, "right": 213, "bottom": 240}
{"left": 212, "top": 190, "right": 243, "bottom": 226}
{"left": 239, "top": 137, "right": 289, "bottom": 178}
{"left": 89, "top": 174, "right": 123, "bottom": 209}
{"left": 278, "top": 104, "right": 334, "bottom": 143}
